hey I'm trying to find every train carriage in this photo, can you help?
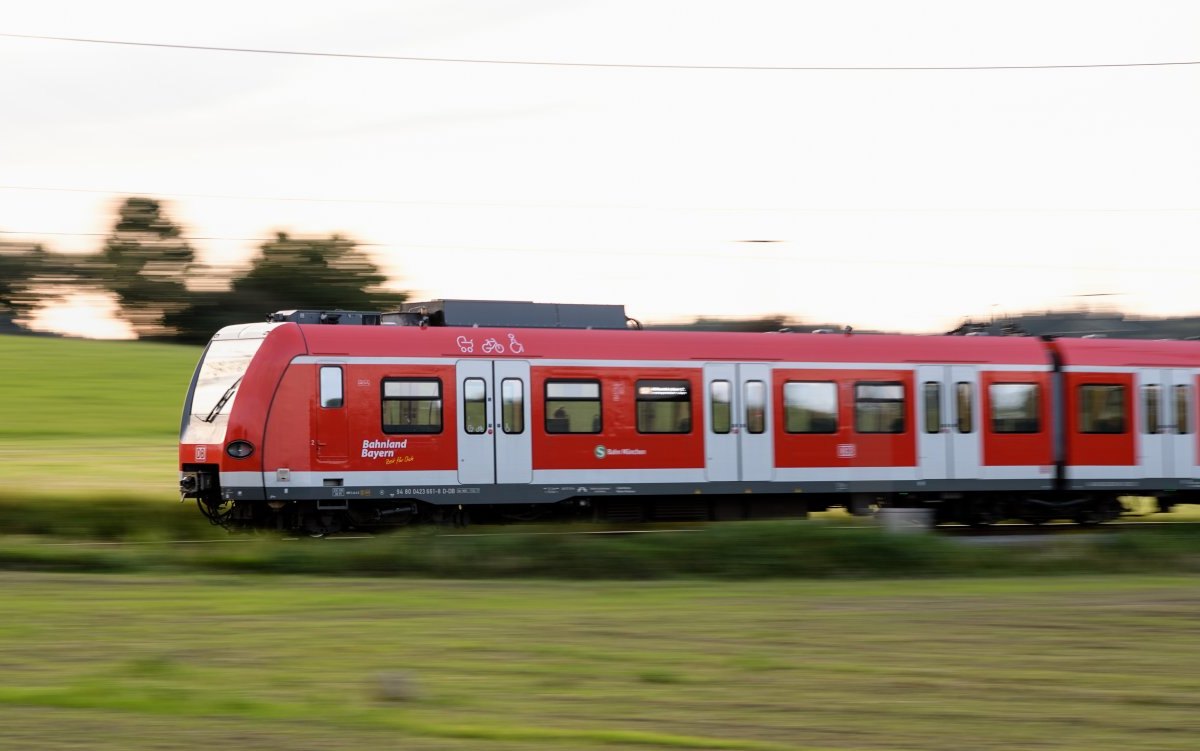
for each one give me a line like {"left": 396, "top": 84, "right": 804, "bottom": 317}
{"left": 1054, "top": 338, "right": 1200, "bottom": 499}
{"left": 178, "top": 300, "right": 1200, "bottom": 533}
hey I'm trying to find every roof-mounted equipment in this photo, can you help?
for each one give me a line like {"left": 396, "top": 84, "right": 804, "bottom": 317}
{"left": 268, "top": 300, "right": 631, "bottom": 330}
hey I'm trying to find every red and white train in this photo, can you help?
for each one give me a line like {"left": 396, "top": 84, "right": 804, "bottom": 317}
{"left": 179, "top": 300, "right": 1200, "bottom": 534}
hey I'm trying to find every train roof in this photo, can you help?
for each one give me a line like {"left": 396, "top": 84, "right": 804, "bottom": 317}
{"left": 1051, "top": 337, "right": 1200, "bottom": 367}
{"left": 284, "top": 323, "right": 1056, "bottom": 365}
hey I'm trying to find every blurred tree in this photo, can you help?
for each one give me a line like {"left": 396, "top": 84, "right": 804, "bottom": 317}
{"left": 0, "top": 241, "right": 93, "bottom": 329}
{"left": 96, "top": 197, "right": 196, "bottom": 339}
{"left": 166, "top": 232, "right": 406, "bottom": 344}
{"left": 0, "top": 241, "right": 48, "bottom": 325}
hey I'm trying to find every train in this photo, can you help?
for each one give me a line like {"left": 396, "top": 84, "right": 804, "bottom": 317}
{"left": 178, "top": 299, "right": 1200, "bottom": 534}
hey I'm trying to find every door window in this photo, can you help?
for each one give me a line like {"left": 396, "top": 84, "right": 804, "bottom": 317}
{"left": 710, "top": 380, "right": 731, "bottom": 434}
{"left": 923, "top": 382, "right": 941, "bottom": 434}
{"left": 463, "top": 378, "right": 487, "bottom": 434}
{"left": 501, "top": 379, "right": 525, "bottom": 434}
{"left": 744, "top": 381, "right": 766, "bottom": 434}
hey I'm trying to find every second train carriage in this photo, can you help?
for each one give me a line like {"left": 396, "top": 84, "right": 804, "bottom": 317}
{"left": 179, "top": 300, "right": 1200, "bottom": 533}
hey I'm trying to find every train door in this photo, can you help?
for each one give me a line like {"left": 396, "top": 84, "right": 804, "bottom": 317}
{"left": 456, "top": 360, "right": 495, "bottom": 484}
{"left": 314, "top": 364, "right": 348, "bottom": 464}
{"left": 915, "top": 365, "right": 981, "bottom": 482}
{"left": 1138, "top": 369, "right": 1198, "bottom": 481}
{"left": 703, "top": 364, "right": 738, "bottom": 481}
{"left": 494, "top": 360, "right": 532, "bottom": 484}
{"left": 949, "top": 366, "right": 982, "bottom": 478}
{"left": 916, "top": 366, "right": 950, "bottom": 480}
{"left": 1173, "top": 371, "right": 1200, "bottom": 483}
{"left": 739, "top": 364, "right": 774, "bottom": 481}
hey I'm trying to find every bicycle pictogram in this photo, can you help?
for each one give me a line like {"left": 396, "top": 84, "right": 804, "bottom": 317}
{"left": 481, "top": 338, "right": 504, "bottom": 354}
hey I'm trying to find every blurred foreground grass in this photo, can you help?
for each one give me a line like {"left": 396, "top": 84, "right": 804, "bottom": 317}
{"left": 1, "top": 572, "right": 1197, "bottom": 751}
{"left": 3, "top": 520, "right": 1200, "bottom": 579}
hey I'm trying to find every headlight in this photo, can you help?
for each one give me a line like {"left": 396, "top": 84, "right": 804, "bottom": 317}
{"left": 226, "top": 440, "right": 254, "bottom": 459}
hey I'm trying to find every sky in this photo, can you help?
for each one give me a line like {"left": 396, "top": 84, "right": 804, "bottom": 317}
{"left": 2, "top": 0, "right": 1199, "bottom": 339}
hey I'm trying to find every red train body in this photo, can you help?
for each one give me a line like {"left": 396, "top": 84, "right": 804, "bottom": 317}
{"left": 178, "top": 302, "right": 1200, "bottom": 533}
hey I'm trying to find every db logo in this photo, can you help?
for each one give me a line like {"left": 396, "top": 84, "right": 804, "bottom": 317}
{"left": 593, "top": 445, "right": 607, "bottom": 460}
{"left": 195, "top": 446, "right": 208, "bottom": 461}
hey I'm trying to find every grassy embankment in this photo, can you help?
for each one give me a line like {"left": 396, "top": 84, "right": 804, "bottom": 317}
{"left": 1, "top": 572, "right": 1198, "bottom": 751}
{"left": 0, "top": 334, "right": 197, "bottom": 494}
{"left": 0, "top": 334, "right": 216, "bottom": 536}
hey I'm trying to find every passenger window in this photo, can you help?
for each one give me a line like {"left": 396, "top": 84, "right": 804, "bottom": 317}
{"left": 956, "top": 382, "right": 974, "bottom": 433}
{"left": 382, "top": 378, "right": 442, "bottom": 434}
{"left": 855, "top": 382, "right": 905, "bottom": 434}
{"left": 501, "top": 379, "right": 524, "bottom": 434}
{"left": 1176, "top": 385, "right": 1191, "bottom": 434}
{"left": 783, "top": 381, "right": 837, "bottom": 433}
{"left": 636, "top": 380, "right": 692, "bottom": 433}
{"left": 744, "top": 381, "right": 766, "bottom": 434}
{"left": 463, "top": 378, "right": 487, "bottom": 435}
{"left": 545, "top": 380, "right": 601, "bottom": 434}
{"left": 990, "top": 383, "right": 1040, "bottom": 433}
{"left": 320, "top": 366, "right": 343, "bottom": 408}
{"left": 1143, "top": 385, "right": 1162, "bottom": 434}
{"left": 923, "top": 382, "right": 941, "bottom": 434}
{"left": 710, "top": 380, "right": 732, "bottom": 434}
{"left": 1079, "top": 384, "right": 1126, "bottom": 434}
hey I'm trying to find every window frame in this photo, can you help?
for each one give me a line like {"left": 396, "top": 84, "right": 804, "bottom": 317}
{"left": 1143, "top": 384, "right": 1162, "bottom": 435}
{"left": 989, "top": 382, "right": 1041, "bottom": 434}
{"left": 744, "top": 380, "right": 767, "bottom": 434}
{"left": 544, "top": 379, "right": 603, "bottom": 434}
{"left": 783, "top": 380, "right": 838, "bottom": 434}
{"left": 1175, "top": 384, "right": 1192, "bottom": 435}
{"left": 923, "top": 381, "right": 941, "bottom": 434}
{"left": 501, "top": 378, "right": 525, "bottom": 435}
{"left": 381, "top": 377, "right": 444, "bottom": 435}
{"left": 463, "top": 377, "right": 487, "bottom": 435}
{"left": 635, "top": 379, "right": 693, "bottom": 434}
{"left": 709, "top": 380, "right": 732, "bottom": 435}
{"left": 1078, "top": 383, "right": 1127, "bottom": 435}
{"left": 854, "top": 381, "right": 906, "bottom": 434}
{"left": 956, "top": 382, "right": 974, "bottom": 434}
{"left": 319, "top": 366, "right": 344, "bottom": 409}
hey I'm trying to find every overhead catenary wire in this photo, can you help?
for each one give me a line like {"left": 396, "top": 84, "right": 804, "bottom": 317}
{"left": 4, "top": 229, "right": 1200, "bottom": 276}
{"left": 1, "top": 186, "right": 1198, "bottom": 215}
{"left": 2, "top": 32, "right": 1199, "bottom": 71}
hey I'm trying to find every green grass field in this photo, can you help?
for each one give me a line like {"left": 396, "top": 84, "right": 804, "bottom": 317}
{"left": 0, "top": 334, "right": 197, "bottom": 496}
{"left": 1, "top": 573, "right": 1197, "bottom": 751}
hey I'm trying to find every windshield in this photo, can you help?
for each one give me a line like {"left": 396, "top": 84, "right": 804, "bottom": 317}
{"left": 190, "top": 337, "right": 264, "bottom": 419}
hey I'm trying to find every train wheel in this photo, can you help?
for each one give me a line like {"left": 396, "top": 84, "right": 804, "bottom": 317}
{"left": 303, "top": 513, "right": 343, "bottom": 538}
{"left": 966, "top": 499, "right": 1004, "bottom": 528}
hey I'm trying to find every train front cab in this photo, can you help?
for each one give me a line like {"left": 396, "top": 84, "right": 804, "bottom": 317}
{"left": 179, "top": 322, "right": 303, "bottom": 522}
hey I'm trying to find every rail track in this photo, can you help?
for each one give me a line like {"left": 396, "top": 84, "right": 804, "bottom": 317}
{"left": 14, "top": 517, "right": 1200, "bottom": 548}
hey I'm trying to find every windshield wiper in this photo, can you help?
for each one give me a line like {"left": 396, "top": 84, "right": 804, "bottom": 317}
{"left": 203, "top": 377, "right": 243, "bottom": 423}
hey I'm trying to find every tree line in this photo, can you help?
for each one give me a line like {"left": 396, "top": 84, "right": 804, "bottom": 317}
{"left": 0, "top": 197, "right": 405, "bottom": 343}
